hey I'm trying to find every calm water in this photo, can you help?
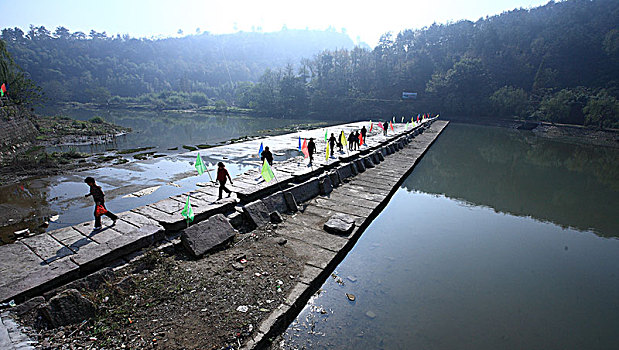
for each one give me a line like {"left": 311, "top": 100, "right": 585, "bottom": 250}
{"left": 279, "top": 123, "right": 619, "bottom": 350}
{"left": 38, "top": 106, "right": 324, "bottom": 153}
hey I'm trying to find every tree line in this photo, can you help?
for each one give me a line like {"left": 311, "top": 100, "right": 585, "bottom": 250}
{"left": 1, "top": 0, "right": 618, "bottom": 128}
{"left": 240, "top": 0, "right": 619, "bottom": 128}
{"left": 0, "top": 27, "right": 354, "bottom": 108}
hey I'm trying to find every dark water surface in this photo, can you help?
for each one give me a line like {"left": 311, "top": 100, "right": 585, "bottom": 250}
{"left": 279, "top": 123, "right": 619, "bottom": 350}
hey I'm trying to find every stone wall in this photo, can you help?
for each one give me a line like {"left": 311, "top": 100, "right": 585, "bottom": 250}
{"left": 0, "top": 105, "right": 38, "bottom": 157}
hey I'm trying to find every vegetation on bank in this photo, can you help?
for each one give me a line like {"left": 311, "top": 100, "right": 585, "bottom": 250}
{"left": 32, "top": 115, "right": 130, "bottom": 142}
{"left": 1, "top": 0, "right": 618, "bottom": 129}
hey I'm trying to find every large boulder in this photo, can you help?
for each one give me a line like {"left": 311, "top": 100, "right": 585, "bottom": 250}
{"left": 323, "top": 213, "right": 356, "bottom": 236}
{"left": 181, "top": 214, "right": 236, "bottom": 258}
{"left": 39, "top": 289, "right": 96, "bottom": 328}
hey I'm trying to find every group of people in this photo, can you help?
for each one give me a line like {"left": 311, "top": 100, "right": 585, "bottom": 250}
{"left": 84, "top": 123, "right": 382, "bottom": 229}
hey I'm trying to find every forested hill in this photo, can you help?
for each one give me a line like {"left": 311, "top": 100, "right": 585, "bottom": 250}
{"left": 0, "top": 28, "right": 355, "bottom": 103}
{"left": 241, "top": 0, "right": 618, "bottom": 127}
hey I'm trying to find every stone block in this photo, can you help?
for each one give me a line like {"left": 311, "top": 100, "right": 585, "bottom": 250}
{"left": 350, "top": 161, "right": 359, "bottom": 175}
{"left": 323, "top": 213, "right": 357, "bottom": 236}
{"left": 10, "top": 296, "right": 45, "bottom": 316}
{"left": 227, "top": 211, "right": 245, "bottom": 230}
{"left": 363, "top": 156, "right": 375, "bottom": 169}
{"left": 336, "top": 164, "right": 354, "bottom": 180}
{"left": 262, "top": 192, "right": 288, "bottom": 214}
{"left": 181, "top": 214, "right": 236, "bottom": 258}
{"left": 39, "top": 289, "right": 96, "bottom": 328}
{"left": 355, "top": 159, "right": 366, "bottom": 173}
{"left": 319, "top": 175, "right": 333, "bottom": 195}
{"left": 328, "top": 170, "right": 341, "bottom": 188}
{"left": 22, "top": 233, "right": 73, "bottom": 264}
{"left": 283, "top": 191, "right": 298, "bottom": 212}
{"left": 287, "top": 177, "right": 320, "bottom": 203}
{"left": 269, "top": 211, "right": 283, "bottom": 224}
{"left": 242, "top": 200, "right": 271, "bottom": 228}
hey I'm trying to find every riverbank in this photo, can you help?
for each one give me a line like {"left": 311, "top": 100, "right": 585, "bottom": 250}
{"left": 446, "top": 116, "right": 619, "bottom": 148}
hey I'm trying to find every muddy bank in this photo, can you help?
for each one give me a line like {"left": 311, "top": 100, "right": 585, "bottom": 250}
{"left": 13, "top": 223, "right": 302, "bottom": 349}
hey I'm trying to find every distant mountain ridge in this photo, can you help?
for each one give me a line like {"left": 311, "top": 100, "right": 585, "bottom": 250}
{"left": 1, "top": 27, "right": 355, "bottom": 102}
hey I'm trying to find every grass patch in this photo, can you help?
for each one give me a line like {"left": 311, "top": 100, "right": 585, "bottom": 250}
{"left": 182, "top": 145, "right": 197, "bottom": 151}
{"left": 117, "top": 147, "right": 154, "bottom": 155}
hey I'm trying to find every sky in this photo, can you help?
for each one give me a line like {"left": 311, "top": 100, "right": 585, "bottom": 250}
{"left": 0, "top": 0, "right": 550, "bottom": 46}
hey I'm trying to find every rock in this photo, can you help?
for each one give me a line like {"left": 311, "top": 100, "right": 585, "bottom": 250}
{"left": 365, "top": 311, "right": 377, "bottom": 319}
{"left": 346, "top": 293, "right": 356, "bottom": 301}
{"left": 323, "top": 213, "right": 356, "bottom": 236}
{"left": 227, "top": 211, "right": 245, "bottom": 230}
{"left": 269, "top": 211, "right": 283, "bottom": 224}
{"left": 181, "top": 214, "right": 236, "bottom": 258}
{"left": 262, "top": 192, "right": 288, "bottom": 214}
{"left": 232, "top": 262, "right": 244, "bottom": 271}
{"left": 242, "top": 200, "right": 271, "bottom": 228}
{"left": 319, "top": 175, "right": 333, "bottom": 195}
{"left": 235, "top": 253, "right": 247, "bottom": 262}
{"left": 10, "top": 296, "right": 45, "bottom": 316}
{"left": 328, "top": 170, "right": 341, "bottom": 188}
{"left": 236, "top": 305, "right": 249, "bottom": 313}
{"left": 283, "top": 191, "right": 298, "bottom": 212}
{"left": 363, "top": 156, "right": 375, "bottom": 169}
{"left": 347, "top": 276, "right": 357, "bottom": 283}
{"left": 39, "top": 289, "right": 96, "bottom": 328}
{"left": 275, "top": 237, "right": 287, "bottom": 246}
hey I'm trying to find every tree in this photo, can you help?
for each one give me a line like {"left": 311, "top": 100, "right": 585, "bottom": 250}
{"left": 583, "top": 89, "right": 619, "bottom": 129}
{"left": 490, "top": 86, "right": 531, "bottom": 118}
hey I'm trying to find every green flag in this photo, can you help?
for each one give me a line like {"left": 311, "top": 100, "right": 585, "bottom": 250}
{"left": 261, "top": 159, "right": 275, "bottom": 182}
{"left": 195, "top": 153, "right": 206, "bottom": 175}
{"left": 181, "top": 196, "right": 194, "bottom": 223}
{"left": 324, "top": 129, "right": 328, "bottom": 142}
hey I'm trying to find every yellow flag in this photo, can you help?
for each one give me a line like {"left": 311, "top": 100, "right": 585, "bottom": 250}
{"left": 325, "top": 143, "right": 330, "bottom": 161}
{"left": 340, "top": 131, "right": 347, "bottom": 146}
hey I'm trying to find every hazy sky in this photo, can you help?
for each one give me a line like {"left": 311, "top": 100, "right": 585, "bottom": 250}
{"left": 1, "top": 0, "right": 549, "bottom": 46}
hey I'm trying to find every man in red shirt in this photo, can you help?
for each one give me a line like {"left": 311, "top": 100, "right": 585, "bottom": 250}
{"left": 216, "top": 162, "right": 233, "bottom": 200}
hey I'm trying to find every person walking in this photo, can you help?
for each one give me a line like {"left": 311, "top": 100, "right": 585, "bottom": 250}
{"left": 354, "top": 131, "right": 361, "bottom": 150}
{"left": 383, "top": 121, "right": 389, "bottom": 136}
{"left": 261, "top": 146, "right": 274, "bottom": 166}
{"left": 361, "top": 125, "right": 367, "bottom": 141}
{"left": 328, "top": 133, "right": 336, "bottom": 157}
{"left": 216, "top": 162, "right": 233, "bottom": 199}
{"left": 84, "top": 176, "right": 117, "bottom": 230}
{"left": 307, "top": 138, "right": 316, "bottom": 164}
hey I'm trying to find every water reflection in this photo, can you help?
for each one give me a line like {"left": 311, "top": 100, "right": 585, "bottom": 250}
{"left": 402, "top": 123, "right": 619, "bottom": 238}
{"left": 38, "top": 106, "right": 321, "bottom": 154}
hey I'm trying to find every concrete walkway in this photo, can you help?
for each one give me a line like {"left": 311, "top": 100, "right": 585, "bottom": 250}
{"left": 0, "top": 119, "right": 436, "bottom": 305}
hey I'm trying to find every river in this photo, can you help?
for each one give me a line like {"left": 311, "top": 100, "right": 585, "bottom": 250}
{"left": 277, "top": 123, "right": 619, "bottom": 350}
{"left": 0, "top": 107, "right": 335, "bottom": 243}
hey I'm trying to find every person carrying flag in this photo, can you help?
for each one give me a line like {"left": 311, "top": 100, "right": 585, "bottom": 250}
{"left": 216, "top": 162, "right": 233, "bottom": 200}
{"left": 354, "top": 131, "right": 360, "bottom": 150}
{"left": 348, "top": 131, "right": 355, "bottom": 151}
{"left": 84, "top": 176, "right": 117, "bottom": 230}
{"left": 328, "top": 133, "right": 336, "bottom": 157}
{"left": 361, "top": 125, "right": 367, "bottom": 141}
{"left": 261, "top": 146, "right": 274, "bottom": 166}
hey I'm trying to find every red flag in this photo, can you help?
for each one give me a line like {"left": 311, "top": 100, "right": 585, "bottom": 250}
{"left": 417, "top": 116, "right": 420, "bottom": 123}
{"left": 369, "top": 123, "right": 373, "bottom": 132}
{"left": 390, "top": 121, "right": 394, "bottom": 131}
{"left": 0, "top": 83, "right": 6, "bottom": 97}
{"left": 301, "top": 139, "right": 309, "bottom": 158}
{"left": 358, "top": 133, "right": 364, "bottom": 146}
{"left": 378, "top": 122, "right": 384, "bottom": 130}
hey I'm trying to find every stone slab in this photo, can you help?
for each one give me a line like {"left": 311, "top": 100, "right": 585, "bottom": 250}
{"left": 284, "top": 238, "right": 337, "bottom": 270}
{"left": 283, "top": 191, "right": 298, "bottom": 212}
{"left": 242, "top": 200, "right": 271, "bottom": 228}
{"left": 116, "top": 211, "right": 162, "bottom": 229}
{"left": 287, "top": 177, "right": 320, "bottom": 203}
{"left": 50, "top": 227, "right": 95, "bottom": 254}
{"left": 299, "top": 264, "right": 324, "bottom": 285}
{"left": 181, "top": 214, "right": 236, "bottom": 258}
{"left": 262, "top": 192, "right": 288, "bottom": 214}
{"left": 323, "top": 213, "right": 356, "bottom": 236}
{"left": 328, "top": 170, "right": 341, "bottom": 188}
{"left": 319, "top": 175, "right": 333, "bottom": 195}
{"left": 0, "top": 257, "right": 79, "bottom": 303}
{"left": 279, "top": 222, "right": 348, "bottom": 252}
{"left": 325, "top": 191, "right": 382, "bottom": 210}
{"left": 21, "top": 233, "right": 73, "bottom": 264}
{"left": 0, "top": 242, "right": 44, "bottom": 286}
{"left": 312, "top": 197, "right": 374, "bottom": 218}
